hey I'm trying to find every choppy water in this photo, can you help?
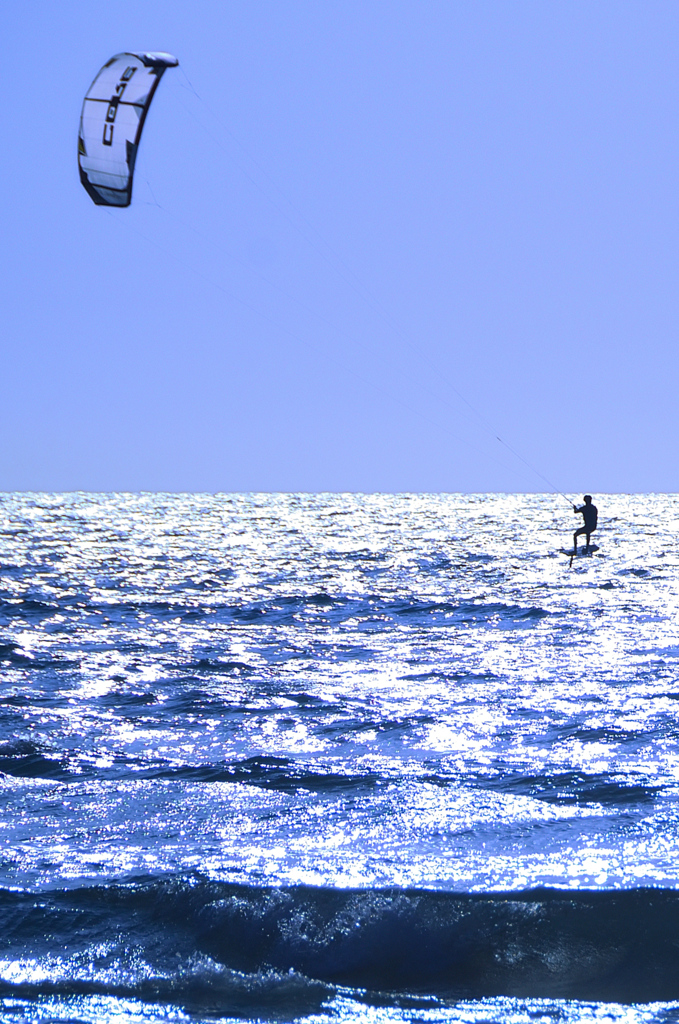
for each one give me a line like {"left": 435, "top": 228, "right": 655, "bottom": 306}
{"left": 1, "top": 492, "right": 679, "bottom": 1023}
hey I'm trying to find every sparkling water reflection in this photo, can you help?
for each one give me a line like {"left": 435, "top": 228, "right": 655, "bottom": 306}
{"left": 1, "top": 493, "right": 679, "bottom": 1021}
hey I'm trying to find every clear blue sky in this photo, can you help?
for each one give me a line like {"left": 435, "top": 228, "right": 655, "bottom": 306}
{"left": 3, "top": 1, "right": 678, "bottom": 493}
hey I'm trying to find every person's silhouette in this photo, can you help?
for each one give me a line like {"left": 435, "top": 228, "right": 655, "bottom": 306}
{"left": 573, "top": 495, "right": 598, "bottom": 553}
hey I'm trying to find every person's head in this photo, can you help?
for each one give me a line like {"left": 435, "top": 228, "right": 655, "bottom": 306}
{"left": 584, "top": 495, "right": 592, "bottom": 504}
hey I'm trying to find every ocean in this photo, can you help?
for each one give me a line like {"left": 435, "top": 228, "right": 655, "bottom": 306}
{"left": 1, "top": 491, "right": 678, "bottom": 1024}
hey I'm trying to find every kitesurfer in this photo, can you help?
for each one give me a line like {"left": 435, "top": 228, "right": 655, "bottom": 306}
{"left": 573, "top": 495, "right": 598, "bottom": 553}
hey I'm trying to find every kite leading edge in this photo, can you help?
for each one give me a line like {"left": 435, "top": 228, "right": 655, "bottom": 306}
{"left": 78, "top": 51, "right": 178, "bottom": 207}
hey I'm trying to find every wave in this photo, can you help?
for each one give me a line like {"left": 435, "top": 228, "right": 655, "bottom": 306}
{"left": 0, "top": 739, "right": 664, "bottom": 805}
{"left": 0, "top": 640, "right": 78, "bottom": 671}
{"left": 148, "top": 755, "right": 386, "bottom": 792}
{"left": 0, "top": 599, "right": 61, "bottom": 626}
{"left": 3, "top": 879, "right": 679, "bottom": 1006}
{"left": 0, "top": 962, "right": 331, "bottom": 1021}
{"left": 0, "top": 748, "right": 388, "bottom": 790}
{"left": 183, "top": 657, "right": 255, "bottom": 674}
{"left": 474, "top": 770, "right": 663, "bottom": 807}
{"left": 0, "top": 592, "right": 551, "bottom": 634}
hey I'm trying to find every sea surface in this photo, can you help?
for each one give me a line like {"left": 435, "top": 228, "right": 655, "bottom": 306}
{"left": 1, "top": 492, "right": 679, "bottom": 1024}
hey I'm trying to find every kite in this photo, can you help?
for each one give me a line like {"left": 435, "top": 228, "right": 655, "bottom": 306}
{"left": 78, "top": 52, "right": 178, "bottom": 207}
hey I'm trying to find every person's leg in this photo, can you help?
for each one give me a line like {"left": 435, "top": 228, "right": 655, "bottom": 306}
{"left": 574, "top": 526, "right": 586, "bottom": 552}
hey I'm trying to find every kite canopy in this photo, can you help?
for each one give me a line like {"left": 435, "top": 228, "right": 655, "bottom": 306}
{"left": 78, "top": 52, "right": 178, "bottom": 207}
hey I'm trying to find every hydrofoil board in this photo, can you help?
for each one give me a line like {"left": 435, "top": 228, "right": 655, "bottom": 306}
{"left": 562, "top": 544, "right": 600, "bottom": 557}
